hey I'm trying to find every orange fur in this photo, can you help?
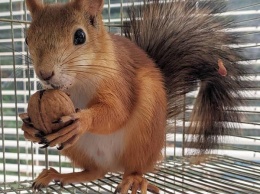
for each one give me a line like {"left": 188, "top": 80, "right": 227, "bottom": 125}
{"left": 23, "top": 0, "right": 166, "bottom": 192}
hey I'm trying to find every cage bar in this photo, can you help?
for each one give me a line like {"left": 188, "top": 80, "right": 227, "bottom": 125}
{"left": 1, "top": 156, "right": 260, "bottom": 193}
{"left": 0, "top": 0, "right": 260, "bottom": 193}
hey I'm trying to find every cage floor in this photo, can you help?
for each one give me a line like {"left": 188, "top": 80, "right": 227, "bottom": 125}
{"left": 1, "top": 155, "right": 260, "bottom": 194}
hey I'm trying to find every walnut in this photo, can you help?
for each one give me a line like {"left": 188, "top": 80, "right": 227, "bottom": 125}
{"left": 26, "top": 89, "right": 75, "bottom": 134}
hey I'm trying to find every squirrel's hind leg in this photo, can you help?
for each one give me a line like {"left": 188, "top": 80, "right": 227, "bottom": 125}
{"left": 114, "top": 173, "right": 159, "bottom": 194}
{"left": 32, "top": 168, "right": 105, "bottom": 191}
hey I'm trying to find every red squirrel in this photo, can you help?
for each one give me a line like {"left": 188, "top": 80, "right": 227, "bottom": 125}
{"left": 22, "top": 0, "right": 245, "bottom": 193}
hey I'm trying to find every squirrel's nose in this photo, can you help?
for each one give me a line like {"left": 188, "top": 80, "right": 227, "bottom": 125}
{"left": 39, "top": 70, "right": 55, "bottom": 81}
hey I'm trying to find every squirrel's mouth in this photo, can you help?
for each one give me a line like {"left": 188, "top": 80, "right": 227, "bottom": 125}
{"left": 50, "top": 84, "right": 61, "bottom": 89}
{"left": 40, "top": 74, "right": 74, "bottom": 91}
{"left": 41, "top": 82, "right": 62, "bottom": 90}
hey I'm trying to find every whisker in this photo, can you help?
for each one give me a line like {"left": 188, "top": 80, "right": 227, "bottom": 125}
{"left": 14, "top": 16, "right": 28, "bottom": 36}
{"left": 66, "top": 63, "right": 134, "bottom": 75}
{"left": 2, "top": 45, "right": 32, "bottom": 59}
{"left": 64, "top": 53, "right": 88, "bottom": 65}
{"left": 65, "top": 68, "right": 116, "bottom": 80}
{"left": 59, "top": 43, "right": 72, "bottom": 63}
{"left": 64, "top": 59, "right": 134, "bottom": 77}
{"left": 64, "top": 68, "right": 116, "bottom": 78}
{"left": 65, "top": 65, "right": 132, "bottom": 83}
{"left": 62, "top": 43, "right": 87, "bottom": 64}
{"left": 66, "top": 58, "right": 119, "bottom": 64}
{"left": 64, "top": 67, "right": 134, "bottom": 89}
{"left": 63, "top": 50, "right": 117, "bottom": 66}
{"left": 61, "top": 34, "right": 113, "bottom": 64}
{"left": 65, "top": 71, "right": 96, "bottom": 89}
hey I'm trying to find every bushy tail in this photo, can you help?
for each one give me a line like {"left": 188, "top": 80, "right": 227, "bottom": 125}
{"left": 124, "top": 0, "right": 247, "bottom": 153}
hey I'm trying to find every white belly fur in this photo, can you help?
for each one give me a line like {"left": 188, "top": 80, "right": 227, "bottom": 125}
{"left": 76, "top": 128, "right": 125, "bottom": 171}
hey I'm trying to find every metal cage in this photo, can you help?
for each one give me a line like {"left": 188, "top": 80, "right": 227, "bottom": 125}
{"left": 0, "top": 0, "right": 260, "bottom": 193}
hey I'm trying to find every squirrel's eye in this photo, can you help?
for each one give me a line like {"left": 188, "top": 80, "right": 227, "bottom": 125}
{"left": 74, "top": 29, "right": 86, "bottom": 45}
{"left": 25, "top": 37, "right": 28, "bottom": 45}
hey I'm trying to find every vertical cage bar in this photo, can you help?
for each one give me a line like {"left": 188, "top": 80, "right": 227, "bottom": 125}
{"left": 174, "top": 117, "right": 176, "bottom": 157}
{"left": 182, "top": 95, "right": 186, "bottom": 157}
{"left": 108, "top": 0, "right": 111, "bottom": 32}
{"left": 45, "top": 149, "right": 49, "bottom": 169}
{"left": 9, "top": 0, "right": 21, "bottom": 183}
{"left": 23, "top": 0, "right": 34, "bottom": 180}
{"left": 21, "top": 0, "right": 28, "bottom": 180}
{"left": 181, "top": 94, "right": 186, "bottom": 194}
{"left": 120, "top": 0, "right": 123, "bottom": 35}
{"left": 0, "top": 58, "right": 6, "bottom": 190}
{"left": 59, "top": 152, "right": 62, "bottom": 173}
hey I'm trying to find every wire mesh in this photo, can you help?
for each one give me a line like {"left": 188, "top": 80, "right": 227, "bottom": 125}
{"left": 1, "top": 155, "right": 260, "bottom": 194}
{"left": 0, "top": 0, "right": 260, "bottom": 193}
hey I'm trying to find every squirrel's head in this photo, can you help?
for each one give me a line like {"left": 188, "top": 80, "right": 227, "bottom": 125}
{"left": 26, "top": 0, "right": 110, "bottom": 91}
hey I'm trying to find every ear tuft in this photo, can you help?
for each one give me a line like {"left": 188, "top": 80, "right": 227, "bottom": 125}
{"left": 89, "top": 15, "right": 96, "bottom": 26}
{"left": 26, "top": 0, "right": 44, "bottom": 18}
{"left": 74, "top": 0, "right": 104, "bottom": 15}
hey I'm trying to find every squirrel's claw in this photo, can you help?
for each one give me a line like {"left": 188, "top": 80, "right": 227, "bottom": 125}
{"left": 35, "top": 131, "right": 45, "bottom": 138}
{"left": 57, "top": 144, "right": 64, "bottom": 150}
{"left": 32, "top": 168, "right": 60, "bottom": 191}
{"left": 52, "top": 111, "right": 80, "bottom": 124}
{"left": 19, "top": 112, "right": 29, "bottom": 120}
{"left": 22, "top": 123, "right": 42, "bottom": 143}
{"left": 39, "top": 143, "right": 49, "bottom": 149}
{"left": 56, "top": 135, "right": 79, "bottom": 150}
{"left": 20, "top": 113, "right": 47, "bottom": 144}
{"left": 39, "top": 137, "right": 48, "bottom": 144}
{"left": 43, "top": 120, "right": 81, "bottom": 150}
{"left": 61, "top": 113, "right": 79, "bottom": 124}
{"left": 58, "top": 135, "right": 79, "bottom": 150}
{"left": 19, "top": 113, "right": 33, "bottom": 125}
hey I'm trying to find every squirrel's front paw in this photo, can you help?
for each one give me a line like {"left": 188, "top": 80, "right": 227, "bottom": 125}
{"left": 41, "top": 114, "right": 83, "bottom": 150}
{"left": 22, "top": 123, "right": 45, "bottom": 143}
{"left": 20, "top": 113, "right": 45, "bottom": 143}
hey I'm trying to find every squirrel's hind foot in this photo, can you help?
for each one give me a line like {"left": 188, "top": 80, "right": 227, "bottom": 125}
{"left": 32, "top": 168, "right": 60, "bottom": 191}
{"left": 114, "top": 174, "right": 159, "bottom": 194}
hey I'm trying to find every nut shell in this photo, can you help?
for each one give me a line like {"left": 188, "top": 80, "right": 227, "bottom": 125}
{"left": 27, "top": 89, "right": 75, "bottom": 134}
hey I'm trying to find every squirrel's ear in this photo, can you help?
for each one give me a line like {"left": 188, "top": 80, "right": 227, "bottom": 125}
{"left": 73, "top": 0, "right": 104, "bottom": 15}
{"left": 26, "top": 0, "right": 44, "bottom": 18}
